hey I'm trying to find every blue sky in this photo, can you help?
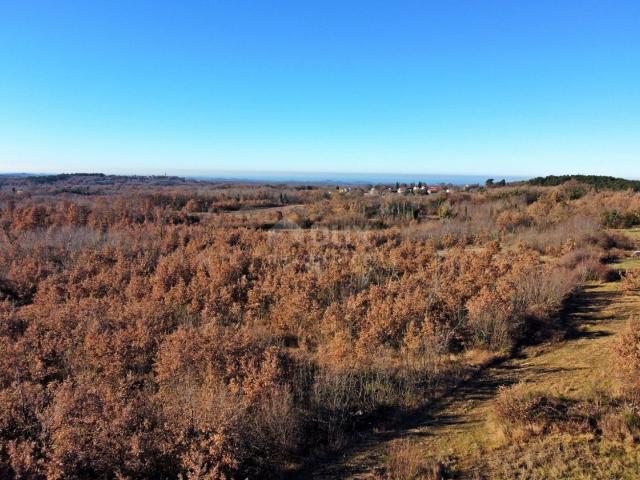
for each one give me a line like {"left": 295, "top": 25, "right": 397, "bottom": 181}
{"left": 1, "top": 1, "right": 639, "bottom": 178}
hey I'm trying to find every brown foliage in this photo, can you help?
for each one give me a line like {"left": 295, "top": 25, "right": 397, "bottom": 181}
{"left": 492, "top": 383, "right": 611, "bottom": 443}
{"left": 1, "top": 180, "right": 620, "bottom": 478}
{"left": 620, "top": 270, "right": 640, "bottom": 295}
{"left": 614, "top": 316, "right": 640, "bottom": 402}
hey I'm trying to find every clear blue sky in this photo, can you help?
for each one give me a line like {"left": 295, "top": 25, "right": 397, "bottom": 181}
{"left": 1, "top": 1, "right": 639, "bottom": 178}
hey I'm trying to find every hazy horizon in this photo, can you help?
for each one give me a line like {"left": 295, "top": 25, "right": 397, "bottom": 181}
{"left": 7, "top": 168, "right": 640, "bottom": 188}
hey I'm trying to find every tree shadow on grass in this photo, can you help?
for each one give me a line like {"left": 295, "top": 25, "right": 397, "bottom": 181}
{"left": 561, "top": 286, "right": 622, "bottom": 341}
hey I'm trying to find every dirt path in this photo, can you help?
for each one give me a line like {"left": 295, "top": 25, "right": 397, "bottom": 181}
{"left": 311, "top": 269, "right": 639, "bottom": 479}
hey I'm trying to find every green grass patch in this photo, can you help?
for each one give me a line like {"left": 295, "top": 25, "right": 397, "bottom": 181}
{"left": 613, "top": 257, "right": 640, "bottom": 271}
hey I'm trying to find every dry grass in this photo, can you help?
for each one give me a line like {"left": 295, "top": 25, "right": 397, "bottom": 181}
{"left": 382, "top": 440, "right": 447, "bottom": 480}
{"left": 474, "top": 434, "right": 640, "bottom": 480}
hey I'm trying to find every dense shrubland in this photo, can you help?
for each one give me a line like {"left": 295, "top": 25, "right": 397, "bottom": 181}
{"left": 0, "top": 179, "right": 638, "bottom": 478}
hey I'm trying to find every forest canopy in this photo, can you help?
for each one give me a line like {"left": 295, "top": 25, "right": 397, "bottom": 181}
{"left": 527, "top": 174, "right": 640, "bottom": 191}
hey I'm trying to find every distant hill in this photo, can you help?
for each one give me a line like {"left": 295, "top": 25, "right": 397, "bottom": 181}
{"left": 0, "top": 172, "right": 189, "bottom": 188}
{"left": 527, "top": 175, "right": 640, "bottom": 191}
{"left": 0, "top": 173, "right": 196, "bottom": 195}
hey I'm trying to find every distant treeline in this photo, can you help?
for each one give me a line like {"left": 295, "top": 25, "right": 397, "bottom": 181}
{"left": 27, "top": 173, "right": 106, "bottom": 184}
{"left": 26, "top": 173, "right": 190, "bottom": 184}
{"left": 527, "top": 175, "right": 640, "bottom": 191}
{"left": 0, "top": 172, "right": 192, "bottom": 188}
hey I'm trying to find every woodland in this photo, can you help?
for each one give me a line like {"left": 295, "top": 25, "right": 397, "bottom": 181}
{"left": 1, "top": 175, "right": 640, "bottom": 479}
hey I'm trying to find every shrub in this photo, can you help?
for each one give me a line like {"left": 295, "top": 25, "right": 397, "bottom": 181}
{"left": 600, "top": 408, "right": 640, "bottom": 444}
{"left": 437, "top": 203, "right": 453, "bottom": 220}
{"left": 576, "top": 259, "right": 619, "bottom": 282}
{"left": 492, "top": 384, "right": 601, "bottom": 442}
{"left": 493, "top": 384, "right": 567, "bottom": 441}
{"left": 613, "top": 317, "right": 640, "bottom": 402}
{"left": 587, "top": 231, "right": 636, "bottom": 251}
{"left": 620, "top": 270, "right": 640, "bottom": 295}
{"left": 382, "top": 439, "right": 446, "bottom": 480}
{"left": 495, "top": 209, "right": 532, "bottom": 232}
{"left": 465, "top": 289, "right": 515, "bottom": 351}
{"left": 602, "top": 209, "right": 640, "bottom": 229}
{"left": 557, "top": 248, "right": 618, "bottom": 282}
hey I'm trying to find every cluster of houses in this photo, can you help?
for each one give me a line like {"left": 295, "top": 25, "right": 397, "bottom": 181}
{"left": 392, "top": 184, "right": 444, "bottom": 195}
{"left": 335, "top": 182, "right": 479, "bottom": 197}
